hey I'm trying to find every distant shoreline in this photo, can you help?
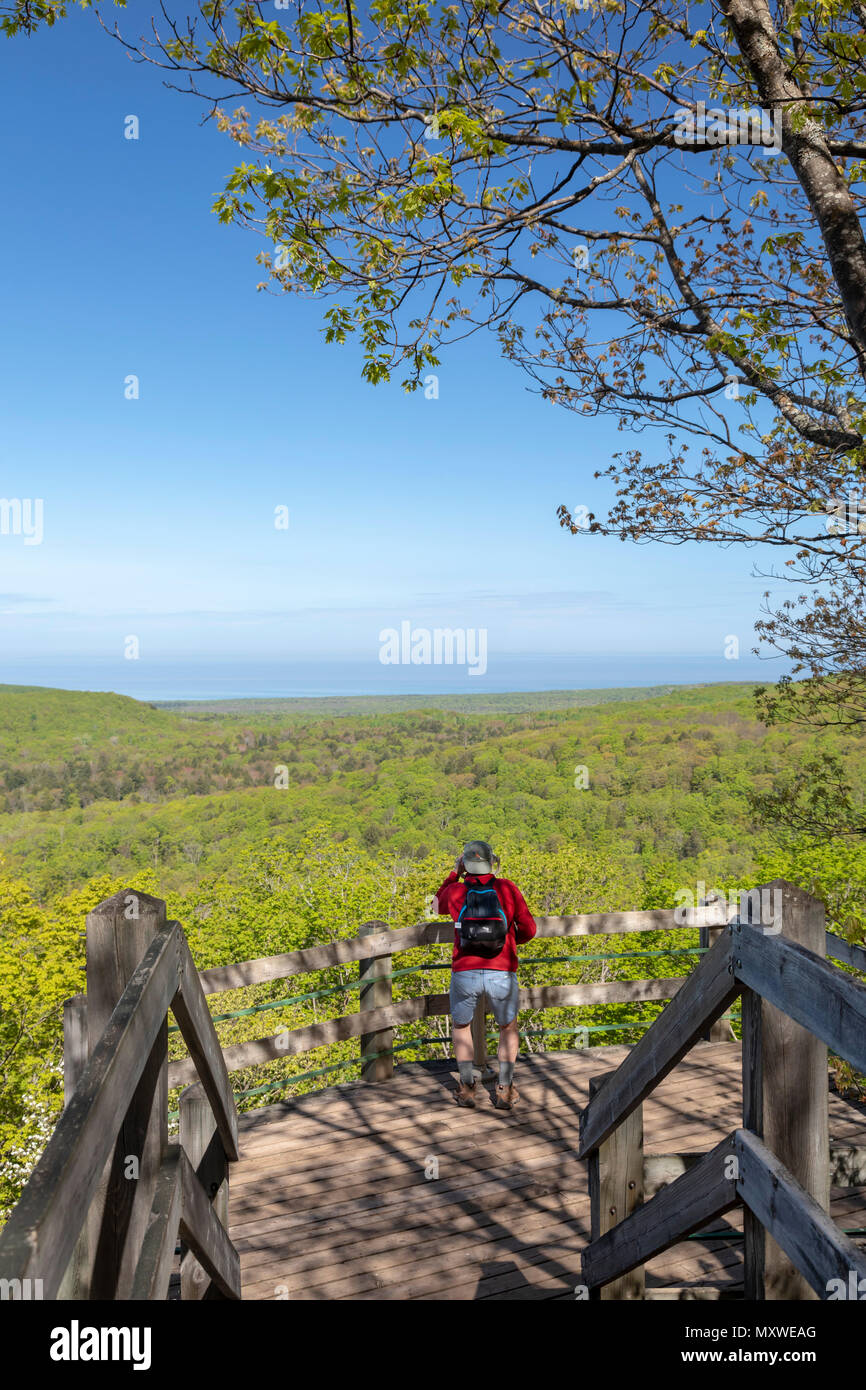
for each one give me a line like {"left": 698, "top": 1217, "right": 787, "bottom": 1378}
{"left": 0, "top": 679, "right": 763, "bottom": 717}
{"left": 0, "top": 674, "right": 766, "bottom": 702}
{"left": 0, "top": 654, "right": 775, "bottom": 708}
{"left": 152, "top": 680, "right": 761, "bottom": 717}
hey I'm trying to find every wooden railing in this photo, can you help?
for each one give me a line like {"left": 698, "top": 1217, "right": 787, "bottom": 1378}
{"left": 166, "top": 904, "right": 732, "bottom": 1090}
{"left": 163, "top": 892, "right": 862, "bottom": 1095}
{"left": 168, "top": 893, "right": 861, "bottom": 1092}
{"left": 0, "top": 890, "right": 240, "bottom": 1301}
{"left": 579, "top": 879, "right": 866, "bottom": 1300}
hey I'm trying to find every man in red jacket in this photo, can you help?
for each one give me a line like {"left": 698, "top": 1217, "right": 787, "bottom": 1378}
{"left": 433, "top": 840, "right": 537, "bottom": 1110}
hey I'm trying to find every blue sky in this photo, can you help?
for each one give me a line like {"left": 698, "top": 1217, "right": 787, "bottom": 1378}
{"left": 0, "top": 9, "right": 782, "bottom": 697}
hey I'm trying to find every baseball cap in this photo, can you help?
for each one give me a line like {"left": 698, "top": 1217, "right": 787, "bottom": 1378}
{"left": 463, "top": 840, "right": 496, "bottom": 873}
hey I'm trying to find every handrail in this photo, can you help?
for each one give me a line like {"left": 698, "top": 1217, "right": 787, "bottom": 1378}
{"left": 130, "top": 1143, "right": 240, "bottom": 1301}
{"left": 578, "top": 929, "right": 738, "bottom": 1158}
{"left": 186, "top": 947, "right": 704, "bottom": 1029}
{"left": 644, "top": 1142, "right": 866, "bottom": 1196}
{"left": 196, "top": 907, "right": 709, "bottom": 995}
{"left": 733, "top": 1130, "right": 866, "bottom": 1299}
{"left": 579, "top": 880, "right": 866, "bottom": 1301}
{"left": 582, "top": 1129, "right": 866, "bottom": 1300}
{"left": 170, "top": 994, "right": 451, "bottom": 1087}
{"left": 199, "top": 926, "right": 404, "bottom": 994}
{"left": 580, "top": 923, "right": 866, "bottom": 1160}
{"left": 183, "top": 907, "right": 710, "bottom": 1087}
{"left": 825, "top": 929, "right": 866, "bottom": 975}
{"left": 736, "top": 924, "right": 866, "bottom": 1073}
{"left": 130, "top": 1147, "right": 183, "bottom": 1300}
{"left": 0, "top": 924, "right": 183, "bottom": 1296}
{"left": 172, "top": 928, "right": 239, "bottom": 1159}
{"left": 0, "top": 893, "right": 241, "bottom": 1301}
{"left": 583, "top": 1134, "right": 741, "bottom": 1289}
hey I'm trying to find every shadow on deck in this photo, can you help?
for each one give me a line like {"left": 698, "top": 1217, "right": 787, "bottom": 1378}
{"left": 229, "top": 1043, "right": 866, "bottom": 1300}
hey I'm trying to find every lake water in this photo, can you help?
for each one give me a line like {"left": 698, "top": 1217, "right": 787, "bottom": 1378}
{"left": 0, "top": 652, "right": 772, "bottom": 702}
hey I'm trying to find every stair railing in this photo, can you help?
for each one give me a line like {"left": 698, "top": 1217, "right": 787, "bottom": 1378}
{"left": 0, "top": 889, "right": 240, "bottom": 1301}
{"left": 578, "top": 880, "right": 866, "bottom": 1300}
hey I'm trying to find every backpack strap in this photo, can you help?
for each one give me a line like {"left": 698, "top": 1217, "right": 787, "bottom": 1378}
{"left": 459, "top": 881, "right": 509, "bottom": 928}
{"left": 485, "top": 877, "right": 509, "bottom": 923}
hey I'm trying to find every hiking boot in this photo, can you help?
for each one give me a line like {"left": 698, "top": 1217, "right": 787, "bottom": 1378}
{"left": 495, "top": 1083, "right": 519, "bottom": 1110}
{"left": 455, "top": 1080, "right": 477, "bottom": 1108}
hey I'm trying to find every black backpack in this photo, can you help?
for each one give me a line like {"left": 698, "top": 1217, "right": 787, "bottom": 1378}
{"left": 456, "top": 881, "right": 509, "bottom": 958}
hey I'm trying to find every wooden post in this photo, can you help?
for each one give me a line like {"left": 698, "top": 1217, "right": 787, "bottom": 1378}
{"left": 699, "top": 924, "right": 735, "bottom": 1041}
{"left": 586, "top": 1073, "right": 645, "bottom": 1299}
{"left": 740, "top": 880, "right": 828, "bottom": 1300}
{"left": 359, "top": 920, "right": 393, "bottom": 1082}
{"left": 179, "top": 1084, "right": 231, "bottom": 1300}
{"left": 61, "top": 993, "right": 89, "bottom": 1106}
{"left": 85, "top": 889, "right": 171, "bottom": 1299}
{"left": 470, "top": 994, "right": 496, "bottom": 1080}
{"left": 699, "top": 896, "right": 735, "bottom": 1042}
{"left": 57, "top": 995, "right": 90, "bottom": 1299}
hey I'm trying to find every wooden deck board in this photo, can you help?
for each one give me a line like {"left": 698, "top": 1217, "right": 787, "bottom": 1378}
{"left": 228, "top": 1044, "right": 865, "bottom": 1300}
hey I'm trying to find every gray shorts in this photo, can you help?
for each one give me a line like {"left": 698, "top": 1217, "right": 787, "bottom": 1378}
{"left": 450, "top": 968, "right": 519, "bottom": 1027}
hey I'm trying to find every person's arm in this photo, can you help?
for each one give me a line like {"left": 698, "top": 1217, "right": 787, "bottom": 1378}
{"left": 432, "top": 857, "right": 464, "bottom": 916}
{"left": 511, "top": 885, "right": 537, "bottom": 944}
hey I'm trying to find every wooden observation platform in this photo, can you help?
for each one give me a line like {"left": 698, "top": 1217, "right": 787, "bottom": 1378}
{"left": 1, "top": 881, "right": 865, "bottom": 1301}
{"left": 230, "top": 1045, "right": 866, "bottom": 1300}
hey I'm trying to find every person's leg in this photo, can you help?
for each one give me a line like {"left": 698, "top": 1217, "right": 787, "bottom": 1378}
{"left": 497, "top": 1017, "right": 519, "bottom": 1084}
{"left": 453, "top": 1022, "right": 474, "bottom": 1073}
{"left": 449, "top": 971, "right": 481, "bottom": 1104}
{"left": 495, "top": 1019, "right": 520, "bottom": 1106}
{"left": 485, "top": 972, "right": 521, "bottom": 1107}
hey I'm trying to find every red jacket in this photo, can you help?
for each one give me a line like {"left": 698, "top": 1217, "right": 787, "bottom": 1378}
{"left": 434, "top": 871, "right": 537, "bottom": 973}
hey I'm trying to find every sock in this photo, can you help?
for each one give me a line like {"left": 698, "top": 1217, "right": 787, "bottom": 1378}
{"left": 499, "top": 1060, "right": 515, "bottom": 1088}
{"left": 458, "top": 1060, "right": 475, "bottom": 1086}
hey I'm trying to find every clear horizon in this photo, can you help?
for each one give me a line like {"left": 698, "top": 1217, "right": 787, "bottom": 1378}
{"left": 0, "top": 657, "right": 769, "bottom": 704}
